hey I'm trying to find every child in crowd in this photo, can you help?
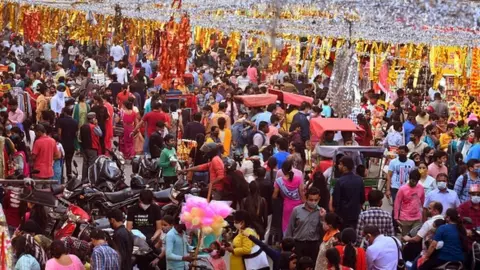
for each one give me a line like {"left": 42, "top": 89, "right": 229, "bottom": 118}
{"left": 439, "top": 123, "right": 456, "bottom": 151}
{"left": 297, "top": 256, "right": 315, "bottom": 270}
{"left": 207, "top": 241, "right": 227, "bottom": 270}
{"left": 150, "top": 215, "right": 174, "bottom": 269}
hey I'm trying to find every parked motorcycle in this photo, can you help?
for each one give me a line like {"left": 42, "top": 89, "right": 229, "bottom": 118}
{"left": 88, "top": 141, "right": 127, "bottom": 192}
{"left": 132, "top": 156, "right": 165, "bottom": 190}
{"left": 82, "top": 175, "right": 146, "bottom": 218}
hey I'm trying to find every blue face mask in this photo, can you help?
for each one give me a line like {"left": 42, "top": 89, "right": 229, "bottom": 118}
{"left": 5, "top": 124, "right": 12, "bottom": 131}
{"left": 475, "top": 168, "right": 480, "bottom": 175}
{"left": 273, "top": 147, "right": 279, "bottom": 154}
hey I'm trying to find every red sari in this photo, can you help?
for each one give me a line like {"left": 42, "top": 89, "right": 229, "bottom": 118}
{"left": 104, "top": 102, "right": 114, "bottom": 151}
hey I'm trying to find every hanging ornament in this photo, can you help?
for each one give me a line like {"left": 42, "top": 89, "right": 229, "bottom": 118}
{"left": 327, "top": 45, "right": 360, "bottom": 118}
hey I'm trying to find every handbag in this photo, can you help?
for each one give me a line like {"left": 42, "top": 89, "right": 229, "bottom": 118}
{"left": 390, "top": 236, "right": 405, "bottom": 270}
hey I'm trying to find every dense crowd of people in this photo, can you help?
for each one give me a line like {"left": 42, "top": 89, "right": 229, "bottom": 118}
{"left": 1, "top": 27, "right": 480, "bottom": 270}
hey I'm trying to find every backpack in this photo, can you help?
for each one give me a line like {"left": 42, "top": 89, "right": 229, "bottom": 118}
{"left": 459, "top": 174, "right": 468, "bottom": 197}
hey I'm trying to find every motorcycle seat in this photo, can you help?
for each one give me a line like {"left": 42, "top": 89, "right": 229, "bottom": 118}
{"left": 104, "top": 188, "right": 142, "bottom": 203}
{"left": 153, "top": 188, "right": 171, "bottom": 203}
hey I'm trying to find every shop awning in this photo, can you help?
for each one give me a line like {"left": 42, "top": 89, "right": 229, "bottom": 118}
{"left": 310, "top": 118, "right": 364, "bottom": 138}
{"left": 268, "top": 89, "right": 313, "bottom": 106}
{"left": 234, "top": 94, "right": 278, "bottom": 107}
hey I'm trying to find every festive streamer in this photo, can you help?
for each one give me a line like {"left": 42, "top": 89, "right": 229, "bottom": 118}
{"left": 327, "top": 45, "right": 360, "bottom": 117}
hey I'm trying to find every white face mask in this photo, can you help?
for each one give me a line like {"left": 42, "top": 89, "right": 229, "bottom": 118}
{"left": 472, "top": 196, "right": 480, "bottom": 204}
{"left": 437, "top": 181, "right": 447, "bottom": 190}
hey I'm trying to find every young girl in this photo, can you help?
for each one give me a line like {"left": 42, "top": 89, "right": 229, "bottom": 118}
{"left": 52, "top": 134, "right": 64, "bottom": 183}
{"left": 207, "top": 241, "right": 226, "bottom": 270}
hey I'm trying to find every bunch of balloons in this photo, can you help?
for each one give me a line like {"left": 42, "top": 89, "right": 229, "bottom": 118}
{"left": 180, "top": 195, "right": 233, "bottom": 236}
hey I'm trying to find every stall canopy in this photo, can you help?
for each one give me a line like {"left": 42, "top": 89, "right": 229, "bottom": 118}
{"left": 310, "top": 118, "right": 364, "bottom": 138}
{"left": 234, "top": 94, "right": 278, "bottom": 107}
{"left": 269, "top": 89, "right": 313, "bottom": 106}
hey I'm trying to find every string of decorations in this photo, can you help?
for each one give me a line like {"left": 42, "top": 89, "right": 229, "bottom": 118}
{"left": 9, "top": 0, "right": 480, "bottom": 46}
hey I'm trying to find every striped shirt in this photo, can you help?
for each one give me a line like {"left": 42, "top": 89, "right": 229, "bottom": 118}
{"left": 91, "top": 243, "right": 120, "bottom": 270}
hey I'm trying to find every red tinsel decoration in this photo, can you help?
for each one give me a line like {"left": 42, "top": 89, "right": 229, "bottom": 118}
{"left": 23, "top": 10, "right": 41, "bottom": 44}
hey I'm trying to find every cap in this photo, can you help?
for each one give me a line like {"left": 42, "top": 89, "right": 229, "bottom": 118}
{"left": 87, "top": 112, "right": 97, "bottom": 120}
{"left": 470, "top": 184, "right": 480, "bottom": 193}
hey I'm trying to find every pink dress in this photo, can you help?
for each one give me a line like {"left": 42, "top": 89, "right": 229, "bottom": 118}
{"left": 121, "top": 110, "right": 136, "bottom": 159}
{"left": 274, "top": 175, "right": 303, "bottom": 232}
{"left": 45, "top": 255, "right": 85, "bottom": 270}
{"left": 208, "top": 257, "right": 227, "bottom": 270}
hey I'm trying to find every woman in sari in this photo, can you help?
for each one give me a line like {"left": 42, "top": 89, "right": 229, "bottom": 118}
{"left": 272, "top": 159, "right": 305, "bottom": 233}
{"left": 103, "top": 97, "right": 114, "bottom": 152}
{"left": 121, "top": 100, "right": 137, "bottom": 159}
{"left": 73, "top": 94, "right": 90, "bottom": 151}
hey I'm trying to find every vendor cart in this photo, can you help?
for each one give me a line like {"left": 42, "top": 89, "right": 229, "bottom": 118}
{"left": 316, "top": 146, "right": 386, "bottom": 193}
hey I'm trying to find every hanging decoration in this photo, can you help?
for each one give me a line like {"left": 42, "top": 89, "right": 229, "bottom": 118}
{"left": 327, "top": 45, "right": 359, "bottom": 118}
{"left": 22, "top": 8, "right": 40, "bottom": 43}
{"left": 157, "top": 14, "right": 191, "bottom": 90}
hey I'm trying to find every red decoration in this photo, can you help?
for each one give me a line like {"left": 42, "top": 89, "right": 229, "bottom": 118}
{"left": 157, "top": 15, "right": 191, "bottom": 90}
{"left": 23, "top": 10, "right": 41, "bottom": 44}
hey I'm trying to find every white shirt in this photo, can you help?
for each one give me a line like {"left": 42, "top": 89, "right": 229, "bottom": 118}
{"left": 112, "top": 67, "right": 128, "bottom": 84}
{"left": 110, "top": 45, "right": 125, "bottom": 62}
{"left": 50, "top": 91, "right": 66, "bottom": 114}
{"left": 10, "top": 45, "right": 24, "bottom": 58}
{"left": 367, "top": 235, "right": 401, "bottom": 270}
{"left": 42, "top": 43, "right": 54, "bottom": 61}
{"left": 83, "top": 58, "right": 98, "bottom": 73}
{"left": 237, "top": 75, "right": 250, "bottom": 90}
{"left": 416, "top": 214, "right": 444, "bottom": 250}
{"left": 68, "top": 46, "right": 79, "bottom": 61}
